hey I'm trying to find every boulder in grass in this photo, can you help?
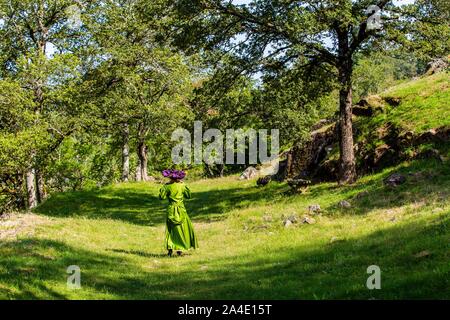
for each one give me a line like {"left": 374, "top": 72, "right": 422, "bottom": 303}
{"left": 301, "top": 215, "right": 316, "bottom": 225}
{"left": 283, "top": 219, "right": 293, "bottom": 228}
{"left": 282, "top": 214, "right": 298, "bottom": 225}
{"left": 287, "top": 214, "right": 298, "bottom": 224}
{"left": 287, "top": 178, "right": 311, "bottom": 193}
{"left": 355, "top": 191, "right": 369, "bottom": 199}
{"left": 257, "top": 175, "right": 272, "bottom": 187}
{"left": 308, "top": 204, "right": 321, "bottom": 215}
{"left": 383, "top": 173, "right": 406, "bottom": 187}
{"left": 426, "top": 58, "right": 448, "bottom": 75}
{"left": 338, "top": 200, "right": 351, "bottom": 209}
{"left": 239, "top": 166, "right": 258, "bottom": 180}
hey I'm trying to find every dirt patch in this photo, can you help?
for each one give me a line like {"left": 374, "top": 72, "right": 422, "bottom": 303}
{"left": 0, "top": 213, "right": 51, "bottom": 242}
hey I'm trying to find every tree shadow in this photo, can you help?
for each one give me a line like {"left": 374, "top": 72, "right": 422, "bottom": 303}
{"left": 186, "top": 182, "right": 289, "bottom": 222}
{"left": 1, "top": 213, "right": 447, "bottom": 299}
{"left": 34, "top": 187, "right": 167, "bottom": 226}
{"left": 34, "top": 180, "right": 288, "bottom": 226}
{"left": 106, "top": 248, "right": 168, "bottom": 258}
{"left": 0, "top": 239, "right": 133, "bottom": 299}
{"left": 129, "top": 214, "right": 449, "bottom": 299}
{"left": 307, "top": 158, "right": 450, "bottom": 216}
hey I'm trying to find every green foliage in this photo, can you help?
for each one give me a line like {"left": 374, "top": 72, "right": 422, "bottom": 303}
{"left": 353, "top": 52, "right": 419, "bottom": 101}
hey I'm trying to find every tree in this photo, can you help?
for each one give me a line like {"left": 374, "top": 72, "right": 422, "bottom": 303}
{"left": 172, "top": 0, "right": 449, "bottom": 184}
{"left": 84, "top": 0, "right": 194, "bottom": 181}
{"left": 0, "top": 0, "right": 87, "bottom": 207}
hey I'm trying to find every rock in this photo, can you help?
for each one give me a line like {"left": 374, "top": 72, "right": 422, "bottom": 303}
{"left": 352, "top": 100, "right": 374, "bottom": 117}
{"left": 414, "top": 250, "right": 431, "bottom": 258}
{"left": 426, "top": 58, "right": 448, "bottom": 75}
{"left": 416, "top": 129, "right": 438, "bottom": 144}
{"left": 283, "top": 219, "right": 293, "bottom": 228}
{"left": 355, "top": 191, "right": 369, "bottom": 199}
{"left": 417, "top": 148, "right": 442, "bottom": 161}
{"left": 285, "top": 123, "right": 338, "bottom": 181}
{"left": 383, "top": 173, "right": 406, "bottom": 187}
{"left": 287, "top": 178, "right": 311, "bottom": 193}
{"left": 338, "top": 200, "right": 351, "bottom": 209}
{"left": 282, "top": 214, "right": 298, "bottom": 225}
{"left": 239, "top": 166, "right": 258, "bottom": 180}
{"left": 398, "top": 130, "right": 415, "bottom": 145}
{"left": 373, "top": 144, "right": 394, "bottom": 165}
{"left": 301, "top": 215, "right": 316, "bottom": 225}
{"left": 257, "top": 175, "right": 272, "bottom": 187}
{"left": 384, "top": 96, "right": 401, "bottom": 107}
{"left": 308, "top": 204, "right": 321, "bottom": 215}
{"left": 287, "top": 214, "right": 298, "bottom": 223}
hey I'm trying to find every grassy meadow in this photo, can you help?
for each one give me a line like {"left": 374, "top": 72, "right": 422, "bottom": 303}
{"left": 1, "top": 157, "right": 448, "bottom": 299}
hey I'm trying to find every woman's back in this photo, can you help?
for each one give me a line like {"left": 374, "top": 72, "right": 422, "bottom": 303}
{"left": 160, "top": 182, "right": 191, "bottom": 204}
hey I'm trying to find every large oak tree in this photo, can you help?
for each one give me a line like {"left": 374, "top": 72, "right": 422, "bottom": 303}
{"left": 172, "top": 0, "right": 449, "bottom": 184}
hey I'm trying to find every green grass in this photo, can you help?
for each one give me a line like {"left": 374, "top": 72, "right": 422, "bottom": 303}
{"left": 352, "top": 72, "right": 450, "bottom": 161}
{"left": 381, "top": 72, "right": 449, "bottom": 132}
{"left": 376, "top": 72, "right": 449, "bottom": 133}
{"left": 1, "top": 157, "right": 449, "bottom": 300}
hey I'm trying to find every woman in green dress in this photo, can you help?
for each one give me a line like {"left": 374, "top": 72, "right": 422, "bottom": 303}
{"left": 159, "top": 169, "right": 198, "bottom": 257}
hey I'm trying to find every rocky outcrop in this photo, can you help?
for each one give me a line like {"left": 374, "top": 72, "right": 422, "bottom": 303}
{"left": 278, "top": 87, "right": 449, "bottom": 183}
{"left": 426, "top": 58, "right": 449, "bottom": 75}
{"left": 352, "top": 97, "right": 384, "bottom": 117}
{"left": 282, "top": 123, "right": 338, "bottom": 181}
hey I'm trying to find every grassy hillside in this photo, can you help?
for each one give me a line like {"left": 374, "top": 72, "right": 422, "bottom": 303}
{"left": 0, "top": 157, "right": 448, "bottom": 299}
{"left": 380, "top": 72, "right": 450, "bottom": 133}
{"left": 356, "top": 72, "right": 450, "bottom": 149}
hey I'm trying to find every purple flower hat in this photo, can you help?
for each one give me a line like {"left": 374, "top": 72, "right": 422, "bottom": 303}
{"left": 162, "top": 169, "right": 186, "bottom": 180}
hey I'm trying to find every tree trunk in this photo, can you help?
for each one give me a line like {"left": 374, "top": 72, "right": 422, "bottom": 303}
{"left": 218, "top": 163, "right": 224, "bottom": 177}
{"left": 26, "top": 168, "right": 38, "bottom": 209}
{"left": 36, "top": 170, "right": 46, "bottom": 203}
{"left": 122, "top": 124, "right": 130, "bottom": 182}
{"left": 135, "top": 159, "right": 142, "bottom": 181}
{"left": 336, "top": 29, "right": 357, "bottom": 185}
{"left": 137, "top": 140, "right": 149, "bottom": 182}
{"left": 337, "top": 61, "right": 357, "bottom": 185}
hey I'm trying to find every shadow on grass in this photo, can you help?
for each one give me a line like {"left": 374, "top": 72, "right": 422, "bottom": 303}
{"left": 34, "top": 187, "right": 166, "bottom": 226}
{"left": 107, "top": 248, "right": 168, "bottom": 258}
{"left": 34, "top": 181, "right": 288, "bottom": 226}
{"left": 307, "top": 158, "right": 450, "bottom": 216}
{"left": 0, "top": 239, "right": 131, "bottom": 299}
{"left": 1, "top": 214, "right": 448, "bottom": 299}
{"left": 34, "top": 158, "right": 448, "bottom": 228}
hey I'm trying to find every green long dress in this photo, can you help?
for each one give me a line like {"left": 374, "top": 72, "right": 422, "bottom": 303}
{"left": 159, "top": 182, "right": 198, "bottom": 251}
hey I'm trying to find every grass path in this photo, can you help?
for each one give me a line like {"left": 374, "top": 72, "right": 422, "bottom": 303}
{"left": 0, "top": 159, "right": 449, "bottom": 299}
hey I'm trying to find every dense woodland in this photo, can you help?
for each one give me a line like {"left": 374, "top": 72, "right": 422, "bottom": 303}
{"left": 0, "top": 0, "right": 448, "bottom": 213}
